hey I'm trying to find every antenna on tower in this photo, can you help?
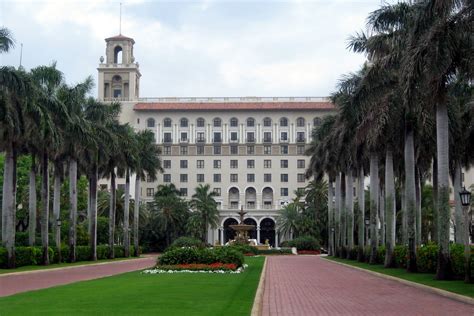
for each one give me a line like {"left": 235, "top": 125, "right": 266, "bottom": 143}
{"left": 119, "top": 2, "right": 122, "bottom": 35}
{"left": 19, "top": 43, "right": 23, "bottom": 68}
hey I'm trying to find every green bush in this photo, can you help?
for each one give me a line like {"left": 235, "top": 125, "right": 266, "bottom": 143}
{"left": 394, "top": 245, "right": 408, "bottom": 268}
{"left": 170, "top": 237, "right": 205, "bottom": 249}
{"left": 97, "top": 245, "right": 109, "bottom": 260}
{"left": 76, "top": 246, "right": 91, "bottom": 262}
{"left": 287, "top": 236, "right": 321, "bottom": 251}
{"left": 15, "top": 247, "right": 38, "bottom": 267}
{"left": 214, "top": 247, "right": 244, "bottom": 267}
{"left": 257, "top": 248, "right": 293, "bottom": 255}
{"left": 114, "top": 245, "right": 125, "bottom": 258}
{"left": 416, "top": 243, "right": 438, "bottom": 273}
{"left": 227, "top": 244, "right": 258, "bottom": 255}
{"left": 15, "top": 232, "right": 29, "bottom": 246}
{"left": 450, "top": 243, "right": 474, "bottom": 277}
{"left": 52, "top": 245, "right": 70, "bottom": 263}
{"left": 376, "top": 246, "right": 386, "bottom": 264}
{"left": 158, "top": 247, "right": 244, "bottom": 267}
{"left": 0, "top": 247, "right": 7, "bottom": 268}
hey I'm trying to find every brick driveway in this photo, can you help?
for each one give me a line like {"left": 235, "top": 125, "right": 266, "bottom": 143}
{"left": 0, "top": 256, "right": 157, "bottom": 297}
{"left": 262, "top": 256, "right": 473, "bottom": 316}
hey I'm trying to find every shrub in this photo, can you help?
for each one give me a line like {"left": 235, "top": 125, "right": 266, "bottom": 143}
{"left": 394, "top": 245, "right": 408, "bottom": 268}
{"left": 15, "top": 232, "right": 29, "bottom": 246}
{"left": 214, "top": 247, "right": 244, "bottom": 267}
{"left": 228, "top": 244, "right": 258, "bottom": 255}
{"left": 376, "top": 246, "right": 386, "bottom": 264}
{"left": 257, "top": 248, "right": 293, "bottom": 255}
{"left": 97, "top": 245, "right": 109, "bottom": 260}
{"left": 287, "top": 236, "right": 321, "bottom": 251}
{"left": 52, "top": 245, "right": 70, "bottom": 263}
{"left": 76, "top": 246, "right": 91, "bottom": 262}
{"left": 170, "top": 237, "right": 205, "bottom": 249}
{"left": 416, "top": 243, "right": 438, "bottom": 273}
{"left": 14, "top": 247, "right": 37, "bottom": 267}
{"left": 0, "top": 247, "right": 7, "bottom": 268}
{"left": 450, "top": 243, "right": 474, "bottom": 277}
{"left": 114, "top": 245, "right": 125, "bottom": 258}
{"left": 158, "top": 247, "right": 244, "bottom": 267}
{"left": 159, "top": 247, "right": 204, "bottom": 266}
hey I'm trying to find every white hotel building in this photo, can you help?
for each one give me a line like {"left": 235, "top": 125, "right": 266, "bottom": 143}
{"left": 98, "top": 34, "right": 336, "bottom": 246}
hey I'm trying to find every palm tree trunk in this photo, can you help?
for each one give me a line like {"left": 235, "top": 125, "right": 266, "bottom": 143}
{"left": 436, "top": 103, "right": 452, "bottom": 280}
{"left": 384, "top": 149, "right": 396, "bottom": 267}
{"left": 369, "top": 152, "right": 379, "bottom": 264}
{"left": 415, "top": 167, "right": 422, "bottom": 246}
{"left": 340, "top": 172, "right": 346, "bottom": 257}
{"left": 89, "top": 165, "right": 98, "bottom": 261}
{"left": 453, "top": 163, "right": 463, "bottom": 243}
{"left": 357, "top": 168, "right": 365, "bottom": 261}
{"left": 405, "top": 126, "right": 417, "bottom": 272}
{"left": 432, "top": 157, "right": 438, "bottom": 243}
{"left": 463, "top": 204, "right": 471, "bottom": 283}
{"left": 124, "top": 169, "right": 130, "bottom": 257}
{"left": 41, "top": 151, "right": 50, "bottom": 265}
{"left": 334, "top": 174, "right": 341, "bottom": 255}
{"left": 328, "top": 179, "right": 334, "bottom": 256}
{"left": 28, "top": 154, "right": 37, "bottom": 246}
{"left": 2, "top": 145, "right": 16, "bottom": 268}
{"left": 53, "top": 164, "right": 61, "bottom": 262}
{"left": 69, "top": 159, "right": 78, "bottom": 262}
{"left": 133, "top": 175, "right": 140, "bottom": 257}
{"left": 345, "top": 168, "right": 354, "bottom": 256}
{"left": 379, "top": 188, "right": 385, "bottom": 246}
{"left": 109, "top": 171, "right": 116, "bottom": 259}
{"left": 401, "top": 185, "right": 407, "bottom": 244}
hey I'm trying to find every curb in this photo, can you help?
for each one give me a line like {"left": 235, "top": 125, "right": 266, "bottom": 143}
{"left": 0, "top": 256, "right": 155, "bottom": 277}
{"left": 251, "top": 256, "right": 267, "bottom": 316}
{"left": 322, "top": 257, "right": 474, "bottom": 306}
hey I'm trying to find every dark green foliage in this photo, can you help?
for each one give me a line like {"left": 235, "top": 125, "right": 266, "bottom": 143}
{"left": 52, "top": 245, "right": 69, "bottom": 263}
{"left": 450, "top": 244, "right": 474, "bottom": 277}
{"left": 76, "top": 246, "right": 91, "bottom": 261}
{"left": 286, "top": 236, "right": 321, "bottom": 251}
{"left": 376, "top": 246, "right": 386, "bottom": 264}
{"left": 15, "top": 232, "right": 29, "bottom": 246}
{"left": 214, "top": 247, "right": 244, "bottom": 267}
{"left": 348, "top": 247, "right": 358, "bottom": 260}
{"left": 416, "top": 243, "right": 438, "bottom": 273}
{"left": 15, "top": 247, "right": 40, "bottom": 267}
{"left": 97, "top": 217, "right": 109, "bottom": 245}
{"left": 169, "top": 236, "right": 205, "bottom": 249}
{"left": 393, "top": 245, "right": 408, "bottom": 268}
{"left": 228, "top": 244, "right": 258, "bottom": 255}
{"left": 158, "top": 247, "right": 244, "bottom": 267}
{"left": 114, "top": 245, "right": 125, "bottom": 258}
{"left": 256, "top": 248, "right": 293, "bottom": 255}
{"left": 97, "top": 245, "right": 109, "bottom": 260}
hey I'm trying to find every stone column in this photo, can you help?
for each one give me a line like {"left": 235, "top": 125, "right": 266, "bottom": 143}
{"left": 275, "top": 233, "right": 279, "bottom": 248}
{"left": 257, "top": 226, "right": 261, "bottom": 244}
{"left": 220, "top": 227, "right": 224, "bottom": 245}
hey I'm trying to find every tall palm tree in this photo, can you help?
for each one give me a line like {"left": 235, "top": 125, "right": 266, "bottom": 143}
{"left": 0, "top": 27, "right": 15, "bottom": 54}
{"left": 277, "top": 203, "right": 300, "bottom": 239}
{"left": 190, "top": 184, "right": 219, "bottom": 243}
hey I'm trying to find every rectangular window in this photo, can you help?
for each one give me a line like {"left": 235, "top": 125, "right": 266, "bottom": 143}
{"left": 247, "top": 201, "right": 255, "bottom": 209}
{"left": 281, "top": 188, "right": 288, "bottom": 196}
{"left": 180, "top": 146, "right": 188, "bottom": 155}
{"left": 247, "top": 174, "right": 255, "bottom": 182}
{"left": 180, "top": 132, "right": 188, "bottom": 142}
{"left": 247, "top": 145, "right": 254, "bottom": 155}
{"left": 230, "top": 201, "right": 239, "bottom": 209}
{"left": 213, "top": 188, "right": 221, "bottom": 197}
{"left": 196, "top": 132, "right": 205, "bottom": 142}
{"left": 214, "top": 160, "right": 221, "bottom": 169}
{"left": 297, "top": 173, "right": 305, "bottom": 182}
{"left": 180, "top": 160, "right": 188, "bottom": 169}
{"left": 230, "top": 174, "right": 238, "bottom": 182}
{"left": 230, "top": 145, "right": 238, "bottom": 155}
{"left": 264, "top": 145, "right": 272, "bottom": 154}
{"left": 247, "top": 159, "right": 255, "bottom": 168}
{"left": 197, "top": 174, "right": 205, "bottom": 183}
{"left": 163, "top": 160, "right": 171, "bottom": 169}
{"left": 163, "top": 174, "right": 171, "bottom": 183}
{"left": 281, "top": 174, "right": 288, "bottom": 182}
{"left": 264, "top": 160, "right": 272, "bottom": 168}
{"left": 146, "top": 174, "right": 154, "bottom": 183}
{"left": 281, "top": 145, "right": 288, "bottom": 155}
{"left": 297, "top": 145, "right": 305, "bottom": 155}
{"left": 264, "top": 174, "right": 272, "bottom": 182}
{"left": 297, "top": 132, "right": 305, "bottom": 142}
{"left": 280, "top": 132, "right": 288, "bottom": 141}
{"left": 146, "top": 188, "right": 154, "bottom": 197}
{"left": 263, "top": 132, "right": 272, "bottom": 142}
{"left": 197, "top": 160, "right": 204, "bottom": 168}
{"left": 230, "top": 132, "right": 238, "bottom": 141}
{"left": 180, "top": 174, "right": 188, "bottom": 182}
{"left": 179, "top": 188, "right": 188, "bottom": 197}
{"left": 297, "top": 159, "right": 305, "bottom": 168}
{"left": 164, "top": 132, "right": 172, "bottom": 143}
{"left": 246, "top": 132, "right": 255, "bottom": 143}
{"left": 214, "top": 145, "right": 221, "bottom": 155}
{"left": 230, "top": 160, "right": 238, "bottom": 169}
{"left": 163, "top": 146, "right": 171, "bottom": 155}
{"left": 213, "top": 132, "right": 222, "bottom": 143}
{"left": 213, "top": 174, "right": 221, "bottom": 183}
{"left": 197, "top": 145, "right": 205, "bottom": 155}
{"left": 281, "top": 160, "right": 288, "bottom": 168}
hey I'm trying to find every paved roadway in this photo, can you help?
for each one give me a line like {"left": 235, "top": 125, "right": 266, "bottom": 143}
{"left": 261, "top": 256, "right": 473, "bottom": 316}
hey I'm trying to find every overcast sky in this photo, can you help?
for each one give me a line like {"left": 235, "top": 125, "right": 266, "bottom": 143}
{"left": 1, "top": 0, "right": 387, "bottom": 98}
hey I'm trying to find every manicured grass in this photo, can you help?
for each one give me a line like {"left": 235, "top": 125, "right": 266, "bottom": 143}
{"left": 325, "top": 256, "right": 474, "bottom": 298}
{"left": 0, "top": 256, "right": 265, "bottom": 315}
{"left": 0, "top": 257, "right": 142, "bottom": 275}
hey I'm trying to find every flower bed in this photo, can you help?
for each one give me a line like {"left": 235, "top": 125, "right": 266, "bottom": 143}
{"left": 297, "top": 250, "right": 321, "bottom": 255}
{"left": 143, "top": 263, "right": 248, "bottom": 274}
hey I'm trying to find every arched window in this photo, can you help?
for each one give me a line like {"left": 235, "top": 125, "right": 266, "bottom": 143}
{"left": 230, "top": 117, "right": 238, "bottom": 127}
{"left": 280, "top": 117, "right": 288, "bottom": 127}
{"left": 313, "top": 117, "right": 322, "bottom": 126}
{"left": 196, "top": 117, "right": 205, "bottom": 127}
{"left": 114, "top": 46, "right": 123, "bottom": 64}
{"left": 180, "top": 118, "right": 188, "bottom": 128}
{"left": 146, "top": 118, "right": 155, "bottom": 128}
{"left": 213, "top": 118, "right": 222, "bottom": 127}
{"left": 247, "top": 118, "right": 255, "bottom": 127}
{"left": 263, "top": 117, "right": 272, "bottom": 127}
{"left": 163, "top": 118, "right": 172, "bottom": 128}
{"left": 296, "top": 117, "right": 305, "bottom": 127}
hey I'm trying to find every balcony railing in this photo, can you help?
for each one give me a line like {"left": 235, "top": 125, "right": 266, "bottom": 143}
{"left": 163, "top": 138, "right": 173, "bottom": 143}
{"left": 229, "top": 138, "right": 239, "bottom": 143}
{"left": 179, "top": 139, "right": 189, "bottom": 143}
{"left": 196, "top": 138, "right": 206, "bottom": 143}
{"left": 263, "top": 138, "right": 272, "bottom": 143}
{"left": 296, "top": 137, "right": 306, "bottom": 143}
{"left": 280, "top": 138, "right": 289, "bottom": 143}
{"left": 213, "top": 138, "right": 222, "bottom": 143}
{"left": 246, "top": 138, "right": 256, "bottom": 143}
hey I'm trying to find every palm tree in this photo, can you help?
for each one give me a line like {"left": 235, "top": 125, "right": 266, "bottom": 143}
{"left": 190, "top": 184, "right": 219, "bottom": 243}
{"left": 277, "top": 203, "right": 300, "bottom": 239}
{"left": 0, "top": 27, "right": 15, "bottom": 54}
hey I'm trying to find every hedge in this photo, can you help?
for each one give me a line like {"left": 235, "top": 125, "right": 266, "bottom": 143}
{"left": 158, "top": 247, "right": 244, "bottom": 267}
{"left": 257, "top": 248, "right": 293, "bottom": 255}
{"left": 285, "top": 236, "right": 321, "bottom": 251}
{"left": 169, "top": 237, "right": 205, "bottom": 249}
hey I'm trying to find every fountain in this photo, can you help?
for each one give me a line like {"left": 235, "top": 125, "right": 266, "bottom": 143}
{"left": 229, "top": 207, "right": 256, "bottom": 245}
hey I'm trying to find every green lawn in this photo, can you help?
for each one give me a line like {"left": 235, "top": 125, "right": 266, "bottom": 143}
{"left": 324, "top": 256, "right": 474, "bottom": 298}
{"left": 0, "top": 256, "right": 265, "bottom": 316}
{"left": 0, "top": 257, "right": 141, "bottom": 275}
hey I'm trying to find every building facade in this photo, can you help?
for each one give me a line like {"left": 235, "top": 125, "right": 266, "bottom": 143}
{"left": 98, "top": 34, "right": 336, "bottom": 246}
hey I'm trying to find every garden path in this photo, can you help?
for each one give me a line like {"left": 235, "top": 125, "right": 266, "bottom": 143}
{"left": 0, "top": 255, "right": 157, "bottom": 297}
{"left": 261, "top": 255, "right": 473, "bottom": 315}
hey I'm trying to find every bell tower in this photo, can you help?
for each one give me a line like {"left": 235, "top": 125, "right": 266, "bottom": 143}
{"left": 98, "top": 34, "right": 141, "bottom": 101}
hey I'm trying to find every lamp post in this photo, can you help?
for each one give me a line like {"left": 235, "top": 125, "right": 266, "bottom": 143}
{"left": 364, "top": 217, "right": 370, "bottom": 247}
{"left": 56, "top": 219, "right": 62, "bottom": 263}
{"left": 459, "top": 187, "right": 471, "bottom": 283}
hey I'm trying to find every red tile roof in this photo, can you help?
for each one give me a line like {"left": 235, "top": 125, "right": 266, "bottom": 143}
{"left": 134, "top": 102, "right": 335, "bottom": 111}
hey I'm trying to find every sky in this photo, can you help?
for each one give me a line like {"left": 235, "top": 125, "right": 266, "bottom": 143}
{"left": 0, "top": 0, "right": 387, "bottom": 98}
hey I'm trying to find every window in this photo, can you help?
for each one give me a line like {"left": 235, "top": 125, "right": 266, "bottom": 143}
{"left": 264, "top": 145, "right": 272, "bottom": 155}
{"left": 164, "top": 118, "right": 172, "bottom": 127}
{"left": 214, "top": 145, "right": 221, "bottom": 155}
{"left": 247, "top": 201, "right": 255, "bottom": 209}
{"left": 247, "top": 160, "right": 255, "bottom": 168}
{"left": 180, "top": 118, "right": 188, "bottom": 127}
{"left": 296, "top": 117, "right": 305, "bottom": 127}
{"left": 230, "top": 132, "right": 238, "bottom": 141}
{"left": 297, "top": 173, "right": 305, "bottom": 182}
{"left": 297, "top": 132, "right": 305, "bottom": 142}
{"left": 281, "top": 174, "right": 288, "bottom": 182}
{"left": 264, "top": 160, "right": 272, "bottom": 168}
{"left": 263, "top": 132, "right": 272, "bottom": 142}
{"left": 246, "top": 132, "right": 255, "bottom": 142}
{"left": 264, "top": 174, "right": 272, "bottom": 182}
{"left": 263, "top": 117, "right": 272, "bottom": 127}
{"left": 247, "top": 117, "right": 255, "bottom": 127}
{"left": 180, "top": 132, "right": 188, "bottom": 142}
{"left": 137, "top": 118, "right": 140, "bottom": 124}
{"left": 213, "top": 118, "right": 222, "bottom": 127}
{"left": 280, "top": 132, "right": 288, "bottom": 141}
{"left": 146, "top": 188, "right": 154, "bottom": 197}
{"left": 163, "top": 132, "right": 172, "bottom": 143}
{"left": 197, "top": 146, "right": 204, "bottom": 155}
{"left": 180, "top": 174, "right": 188, "bottom": 182}
{"left": 297, "top": 160, "right": 305, "bottom": 168}
{"left": 180, "top": 146, "right": 188, "bottom": 155}
{"left": 230, "top": 174, "right": 238, "bottom": 182}
{"left": 213, "top": 174, "right": 221, "bottom": 183}
{"left": 281, "top": 145, "right": 288, "bottom": 154}
{"left": 196, "top": 132, "right": 205, "bottom": 142}
{"left": 230, "top": 201, "right": 239, "bottom": 209}
{"left": 247, "top": 145, "right": 254, "bottom": 155}
{"left": 247, "top": 174, "right": 255, "bottom": 182}
{"left": 146, "top": 174, "right": 153, "bottom": 182}
{"left": 230, "top": 145, "right": 238, "bottom": 155}
{"left": 213, "top": 160, "right": 221, "bottom": 169}
{"left": 180, "top": 160, "right": 188, "bottom": 168}
{"left": 281, "top": 160, "right": 288, "bottom": 168}
{"left": 163, "top": 146, "right": 171, "bottom": 155}
{"left": 147, "top": 118, "right": 155, "bottom": 128}
{"left": 179, "top": 188, "right": 188, "bottom": 197}
{"left": 197, "top": 160, "right": 204, "bottom": 168}
{"left": 230, "top": 117, "right": 238, "bottom": 127}
{"left": 230, "top": 160, "right": 238, "bottom": 168}
{"left": 213, "top": 132, "right": 222, "bottom": 142}
{"left": 163, "top": 174, "right": 171, "bottom": 183}
{"left": 297, "top": 145, "right": 305, "bottom": 155}
{"left": 197, "top": 174, "right": 205, "bottom": 183}
{"left": 197, "top": 117, "right": 205, "bottom": 127}
{"left": 280, "top": 117, "right": 288, "bottom": 127}
{"left": 281, "top": 188, "right": 289, "bottom": 196}
{"left": 213, "top": 188, "right": 221, "bottom": 196}
{"left": 313, "top": 117, "right": 322, "bottom": 126}
{"left": 163, "top": 160, "right": 171, "bottom": 169}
